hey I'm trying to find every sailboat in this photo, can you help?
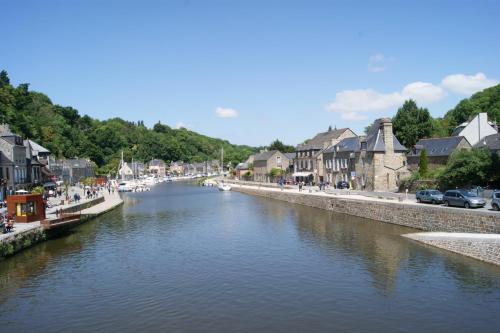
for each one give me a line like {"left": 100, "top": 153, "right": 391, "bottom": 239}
{"left": 218, "top": 147, "right": 231, "bottom": 191}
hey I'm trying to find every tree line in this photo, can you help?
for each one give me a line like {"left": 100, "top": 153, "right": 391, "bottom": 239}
{"left": 0, "top": 70, "right": 256, "bottom": 175}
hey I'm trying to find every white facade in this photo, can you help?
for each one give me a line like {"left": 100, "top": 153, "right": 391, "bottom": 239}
{"left": 454, "top": 113, "right": 497, "bottom": 146}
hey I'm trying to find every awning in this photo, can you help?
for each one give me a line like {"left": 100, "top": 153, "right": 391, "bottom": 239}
{"left": 292, "top": 172, "right": 314, "bottom": 177}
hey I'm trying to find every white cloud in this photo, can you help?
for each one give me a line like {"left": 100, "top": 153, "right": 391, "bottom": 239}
{"left": 441, "top": 72, "right": 499, "bottom": 95}
{"left": 401, "top": 81, "right": 446, "bottom": 103}
{"left": 327, "top": 89, "right": 403, "bottom": 113}
{"left": 368, "top": 53, "right": 393, "bottom": 73}
{"left": 176, "top": 121, "right": 187, "bottom": 129}
{"left": 215, "top": 106, "right": 239, "bottom": 118}
{"left": 341, "top": 111, "right": 368, "bottom": 121}
{"left": 326, "top": 82, "right": 445, "bottom": 121}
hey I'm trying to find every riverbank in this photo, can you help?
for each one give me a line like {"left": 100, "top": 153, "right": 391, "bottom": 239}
{"left": 228, "top": 181, "right": 500, "bottom": 265}
{"left": 0, "top": 191, "right": 123, "bottom": 259}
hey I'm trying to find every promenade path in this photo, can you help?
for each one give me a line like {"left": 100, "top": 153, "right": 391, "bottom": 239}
{"left": 227, "top": 180, "right": 499, "bottom": 213}
{"left": 1, "top": 190, "right": 123, "bottom": 246}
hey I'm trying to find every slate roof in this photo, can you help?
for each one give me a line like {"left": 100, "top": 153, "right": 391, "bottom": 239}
{"left": 474, "top": 133, "right": 500, "bottom": 151}
{"left": 149, "top": 159, "right": 165, "bottom": 167}
{"left": 365, "top": 118, "right": 407, "bottom": 152}
{"left": 25, "top": 139, "right": 50, "bottom": 154}
{"left": 64, "top": 159, "right": 93, "bottom": 168}
{"left": 297, "top": 128, "right": 350, "bottom": 151}
{"left": 284, "top": 153, "right": 295, "bottom": 160}
{"left": 235, "top": 162, "right": 249, "bottom": 170}
{"left": 410, "top": 136, "right": 470, "bottom": 157}
{"left": 253, "top": 150, "right": 279, "bottom": 161}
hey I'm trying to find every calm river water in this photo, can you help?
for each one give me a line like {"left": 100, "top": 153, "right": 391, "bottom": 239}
{"left": 1, "top": 182, "right": 499, "bottom": 332}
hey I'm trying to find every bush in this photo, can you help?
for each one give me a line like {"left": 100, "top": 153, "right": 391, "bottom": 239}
{"left": 438, "top": 149, "right": 494, "bottom": 189}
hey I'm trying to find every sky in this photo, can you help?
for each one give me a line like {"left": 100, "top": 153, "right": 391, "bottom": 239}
{"left": 2, "top": 0, "right": 500, "bottom": 146}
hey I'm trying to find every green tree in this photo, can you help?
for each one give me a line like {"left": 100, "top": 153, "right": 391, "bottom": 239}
{"left": 419, "top": 149, "right": 428, "bottom": 177}
{"left": 438, "top": 149, "right": 493, "bottom": 188}
{"left": 268, "top": 139, "right": 295, "bottom": 153}
{"left": 443, "top": 84, "right": 500, "bottom": 134}
{"left": 0, "top": 70, "right": 10, "bottom": 88}
{"left": 392, "top": 100, "right": 433, "bottom": 148}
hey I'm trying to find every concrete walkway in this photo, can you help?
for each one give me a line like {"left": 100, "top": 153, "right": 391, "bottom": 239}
{"left": 80, "top": 191, "right": 123, "bottom": 217}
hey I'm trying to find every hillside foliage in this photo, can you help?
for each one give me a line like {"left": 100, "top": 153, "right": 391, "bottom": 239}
{"left": 0, "top": 70, "right": 256, "bottom": 175}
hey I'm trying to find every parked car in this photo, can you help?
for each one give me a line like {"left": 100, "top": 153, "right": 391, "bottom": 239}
{"left": 491, "top": 191, "right": 500, "bottom": 211}
{"left": 443, "top": 189, "right": 486, "bottom": 209}
{"left": 337, "top": 181, "right": 348, "bottom": 189}
{"left": 416, "top": 190, "right": 444, "bottom": 204}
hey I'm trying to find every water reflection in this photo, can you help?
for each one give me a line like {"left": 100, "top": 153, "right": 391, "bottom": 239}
{"left": 0, "top": 182, "right": 498, "bottom": 333}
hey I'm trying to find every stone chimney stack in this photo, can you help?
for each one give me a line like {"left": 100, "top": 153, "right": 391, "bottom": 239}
{"left": 380, "top": 118, "right": 394, "bottom": 155}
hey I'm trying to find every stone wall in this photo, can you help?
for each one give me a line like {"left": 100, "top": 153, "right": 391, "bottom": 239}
{"left": 0, "top": 225, "right": 45, "bottom": 259}
{"left": 231, "top": 186, "right": 500, "bottom": 234}
{"left": 404, "top": 233, "right": 500, "bottom": 266}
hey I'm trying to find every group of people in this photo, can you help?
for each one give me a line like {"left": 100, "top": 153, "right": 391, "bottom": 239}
{"left": 1, "top": 212, "right": 15, "bottom": 233}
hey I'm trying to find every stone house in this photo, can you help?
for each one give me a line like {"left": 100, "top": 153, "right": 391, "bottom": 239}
{"left": 323, "top": 118, "right": 409, "bottom": 191}
{"left": 407, "top": 136, "right": 471, "bottom": 170}
{"left": 235, "top": 162, "right": 251, "bottom": 180}
{"left": 362, "top": 118, "right": 409, "bottom": 191}
{"left": 323, "top": 136, "right": 362, "bottom": 185}
{"left": 119, "top": 162, "right": 134, "bottom": 181}
{"left": 148, "top": 159, "right": 166, "bottom": 177}
{"left": 169, "top": 161, "right": 184, "bottom": 175}
{"left": 253, "top": 150, "right": 291, "bottom": 183}
{"left": 0, "top": 124, "right": 29, "bottom": 195}
{"left": 294, "top": 128, "right": 356, "bottom": 183}
{"left": 61, "top": 159, "right": 95, "bottom": 184}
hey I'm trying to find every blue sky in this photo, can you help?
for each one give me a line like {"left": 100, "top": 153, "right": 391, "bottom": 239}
{"left": 2, "top": 0, "right": 500, "bottom": 146}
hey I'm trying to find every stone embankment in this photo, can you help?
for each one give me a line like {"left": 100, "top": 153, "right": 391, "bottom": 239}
{"left": 404, "top": 233, "right": 500, "bottom": 266}
{"left": 228, "top": 181, "right": 500, "bottom": 265}
{"left": 0, "top": 192, "right": 123, "bottom": 259}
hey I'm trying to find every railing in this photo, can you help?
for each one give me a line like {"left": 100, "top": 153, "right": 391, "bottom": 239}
{"left": 41, "top": 212, "right": 81, "bottom": 230}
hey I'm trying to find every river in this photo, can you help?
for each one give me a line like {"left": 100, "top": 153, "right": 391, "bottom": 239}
{"left": 1, "top": 181, "right": 499, "bottom": 332}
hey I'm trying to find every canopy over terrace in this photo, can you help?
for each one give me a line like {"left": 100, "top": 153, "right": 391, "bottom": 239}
{"left": 292, "top": 172, "right": 314, "bottom": 183}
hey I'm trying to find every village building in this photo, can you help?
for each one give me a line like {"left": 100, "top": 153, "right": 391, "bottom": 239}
{"left": 0, "top": 124, "right": 29, "bottom": 196}
{"left": 253, "top": 150, "right": 291, "bottom": 183}
{"left": 119, "top": 162, "right": 134, "bottom": 181}
{"left": 235, "top": 162, "right": 251, "bottom": 180}
{"left": 451, "top": 112, "right": 497, "bottom": 146}
{"left": 130, "top": 161, "right": 145, "bottom": 178}
{"left": 474, "top": 132, "right": 500, "bottom": 155}
{"left": 169, "top": 161, "right": 184, "bottom": 175}
{"left": 323, "top": 136, "right": 362, "bottom": 186}
{"left": 407, "top": 136, "right": 471, "bottom": 170}
{"left": 323, "top": 118, "right": 409, "bottom": 191}
{"left": 148, "top": 159, "right": 166, "bottom": 177}
{"left": 294, "top": 127, "right": 356, "bottom": 183}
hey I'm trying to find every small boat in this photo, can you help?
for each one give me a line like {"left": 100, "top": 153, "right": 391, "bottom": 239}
{"left": 218, "top": 183, "right": 231, "bottom": 191}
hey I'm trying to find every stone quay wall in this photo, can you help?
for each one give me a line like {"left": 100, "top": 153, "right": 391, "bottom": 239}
{"left": 404, "top": 233, "right": 500, "bottom": 266}
{"left": 231, "top": 186, "right": 500, "bottom": 234}
{"left": 0, "top": 225, "right": 45, "bottom": 259}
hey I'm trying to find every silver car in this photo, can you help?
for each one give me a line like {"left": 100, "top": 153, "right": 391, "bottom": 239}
{"left": 416, "top": 190, "right": 444, "bottom": 204}
{"left": 492, "top": 191, "right": 500, "bottom": 211}
{"left": 443, "top": 190, "right": 486, "bottom": 209}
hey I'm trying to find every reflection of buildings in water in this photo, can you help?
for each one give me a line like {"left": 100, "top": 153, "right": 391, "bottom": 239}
{"left": 253, "top": 197, "right": 291, "bottom": 222}
{"left": 292, "top": 206, "right": 412, "bottom": 293}
{"left": 0, "top": 232, "right": 85, "bottom": 303}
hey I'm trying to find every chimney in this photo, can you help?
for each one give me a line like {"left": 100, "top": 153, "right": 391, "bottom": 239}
{"left": 380, "top": 118, "right": 394, "bottom": 155}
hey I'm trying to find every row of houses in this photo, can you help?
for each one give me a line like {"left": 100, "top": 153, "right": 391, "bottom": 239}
{"left": 169, "top": 160, "right": 221, "bottom": 176}
{"left": 0, "top": 124, "right": 96, "bottom": 199}
{"left": 239, "top": 112, "right": 499, "bottom": 192}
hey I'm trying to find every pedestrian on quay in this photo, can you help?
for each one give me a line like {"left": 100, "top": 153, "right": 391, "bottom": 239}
{"left": 299, "top": 181, "right": 303, "bottom": 192}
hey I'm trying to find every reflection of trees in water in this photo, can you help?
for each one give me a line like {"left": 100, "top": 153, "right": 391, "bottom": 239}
{"left": 443, "top": 257, "right": 500, "bottom": 292}
{"left": 0, "top": 233, "right": 85, "bottom": 304}
{"left": 255, "top": 200, "right": 413, "bottom": 293}
{"left": 0, "top": 209, "right": 126, "bottom": 304}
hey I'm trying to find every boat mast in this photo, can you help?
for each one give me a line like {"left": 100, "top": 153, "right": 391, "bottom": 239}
{"left": 221, "top": 147, "right": 224, "bottom": 174}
